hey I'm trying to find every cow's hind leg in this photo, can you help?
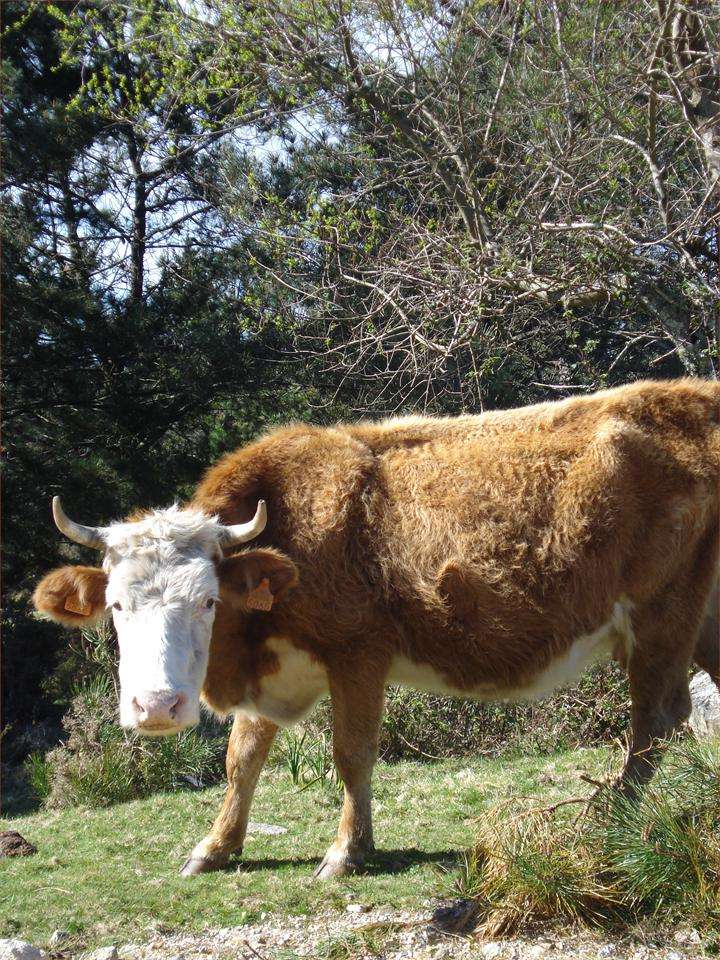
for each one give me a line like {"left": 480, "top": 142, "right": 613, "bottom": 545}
{"left": 181, "top": 713, "right": 277, "bottom": 876}
{"left": 619, "top": 596, "right": 701, "bottom": 795}
{"left": 314, "top": 672, "right": 385, "bottom": 879}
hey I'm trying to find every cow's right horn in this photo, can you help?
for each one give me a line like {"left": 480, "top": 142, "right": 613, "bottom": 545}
{"left": 219, "top": 499, "right": 267, "bottom": 547}
{"left": 52, "top": 496, "right": 106, "bottom": 550}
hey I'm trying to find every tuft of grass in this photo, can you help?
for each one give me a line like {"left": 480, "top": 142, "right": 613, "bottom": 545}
{"left": 450, "top": 806, "right": 618, "bottom": 936}
{"left": 594, "top": 739, "right": 720, "bottom": 921}
{"left": 272, "top": 729, "right": 342, "bottom": 793}
{"left": 456, "top": 737, "right": 720, "bottom": 937}
{"left": 320, "top": 929, "right": 389, "bottom": 960}
{"left": 23, "top": 752, "right": 51, "bottom": 802}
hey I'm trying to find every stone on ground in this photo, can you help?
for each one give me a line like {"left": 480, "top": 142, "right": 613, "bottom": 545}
{"left": 83, "top": 948, "right": 119, "bottom": 960}
{"left": 689, "top": 671, "right": 720, "bottom": 737}
{"left": 0, "top": 941, "right": 46, "bottom": 960}
{"left": 246, "top": 821, "right": 287, "bottom": 835}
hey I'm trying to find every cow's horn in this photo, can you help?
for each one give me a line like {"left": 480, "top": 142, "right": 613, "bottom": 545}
{"left": 52, "top": 496, "right": 106, "bottom": 550}
{"left": 219, "top": 500, "right": 267, "bottom": 547}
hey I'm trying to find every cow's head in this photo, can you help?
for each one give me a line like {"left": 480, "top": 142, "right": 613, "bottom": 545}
{"left": 33, "top": 497, "right": 297, "bottom": 735}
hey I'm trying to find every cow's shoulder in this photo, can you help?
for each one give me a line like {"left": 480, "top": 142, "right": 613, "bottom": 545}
{"left": 192, "top": 423, "right": 374, "bottom": 532}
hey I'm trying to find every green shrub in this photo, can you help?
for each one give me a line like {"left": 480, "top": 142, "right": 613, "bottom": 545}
{"left": 24, "top": 751, "right": 52, "bottom": 802}
{"left": 306, "top": 661, "right": 630, "bottom": 761}
{"left": 595, "top": 740, "right": 720, "bottom": 920}
{"left": 455, "top": 737, "right": 720, "bottom": 936}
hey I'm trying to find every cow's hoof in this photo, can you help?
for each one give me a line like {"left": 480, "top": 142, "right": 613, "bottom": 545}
{"left": 313, "top": 850, "right": 364, "bottom": 879}
{"left": 180, "top": 856, "right": 225, "bottom": 877}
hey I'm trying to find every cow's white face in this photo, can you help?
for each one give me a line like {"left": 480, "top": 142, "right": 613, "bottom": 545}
{"left": 103, "top": 509, "right": 225, "bottom": 735}
{"left": 36, "top": 496, "right": 271, "bottom": 736}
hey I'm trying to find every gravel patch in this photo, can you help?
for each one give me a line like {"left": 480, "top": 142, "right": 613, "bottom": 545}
{"left": 61, "top": 908, "right": 707, "bottom": 960}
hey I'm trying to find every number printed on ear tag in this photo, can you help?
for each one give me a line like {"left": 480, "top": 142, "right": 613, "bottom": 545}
{"left": 247, "top": 577, "right": 274, "bottom": 611}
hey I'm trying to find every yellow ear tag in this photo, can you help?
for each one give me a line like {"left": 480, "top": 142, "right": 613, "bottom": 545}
{"left": 247, "top": 577, "right": 274, "bottom": 611}
{"left": 64, "top": 595, "right": 92, "bottom": 616}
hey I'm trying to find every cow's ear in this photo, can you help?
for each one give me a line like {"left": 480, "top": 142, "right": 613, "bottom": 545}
{"left": 33, "top": 565, "right": 108, "bottom": 627}
{"left": 219, "top": 549, "right": 298, "bottom": 612}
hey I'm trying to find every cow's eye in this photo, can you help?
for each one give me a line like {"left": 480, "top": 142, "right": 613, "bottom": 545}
{"left": 205, "top": 598, "right": 215, "bottom": 609}
{"left": 112, "top": 601, "right": 122, "bottom": 611}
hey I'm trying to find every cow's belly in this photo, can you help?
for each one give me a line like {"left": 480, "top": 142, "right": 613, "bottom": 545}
{"left": 236, "top": 637, "right": 329, "bottom": 727}
{"left": 388, "top": 599, "right": 634, "bottom": 702}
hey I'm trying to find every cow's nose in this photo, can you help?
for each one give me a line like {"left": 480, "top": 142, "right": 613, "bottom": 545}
{"left": 132, "top": 691, "right": 186, "bottom": 729}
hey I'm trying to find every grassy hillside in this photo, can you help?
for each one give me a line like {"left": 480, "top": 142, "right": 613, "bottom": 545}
{"left": 0, "top": 749, "right": 609, "bottom": 952}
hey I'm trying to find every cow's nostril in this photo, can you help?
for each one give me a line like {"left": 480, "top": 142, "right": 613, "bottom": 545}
{"left": 132, "top": 696, "right": 146, "bottom": 719}
{"left": 169, "top": 693, "right": 187, "bottom": 719}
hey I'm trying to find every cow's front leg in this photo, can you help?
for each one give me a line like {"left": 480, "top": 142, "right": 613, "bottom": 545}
{"left": 181, "top": 713, "right": 278, "bottom": 876}
{"left": 314, "top": 672, "right": 385, "bottom": 879}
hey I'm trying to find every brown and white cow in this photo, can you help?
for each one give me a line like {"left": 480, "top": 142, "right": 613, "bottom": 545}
{"left": 34, "top": 379, "right": 720, "bottom": 879}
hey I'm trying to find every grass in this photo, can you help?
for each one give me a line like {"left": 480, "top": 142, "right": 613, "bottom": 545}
{"left": 0, "top": 747, "right": 609, "bottom": 952}
{"left": 452, "top": 738, "right": 720, "bottom": 939}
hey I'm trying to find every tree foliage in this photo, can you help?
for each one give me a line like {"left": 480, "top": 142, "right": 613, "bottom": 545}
{"left": 173, "top": 0, "right": 718, "bottom": 409}
{"left": 2, "top": 0, "right": 330, "bottom": 744}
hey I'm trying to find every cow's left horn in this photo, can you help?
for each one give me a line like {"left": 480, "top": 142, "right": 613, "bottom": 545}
{"left": 52, "top": 496, "right": 106, "bottom": 550}
{"left": 219, "top": 499, "right": 267, "bottom": 547}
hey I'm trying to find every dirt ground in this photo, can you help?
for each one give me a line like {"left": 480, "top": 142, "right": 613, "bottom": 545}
{"left": 95, "top": 906, "right": 707, "bottom": 960}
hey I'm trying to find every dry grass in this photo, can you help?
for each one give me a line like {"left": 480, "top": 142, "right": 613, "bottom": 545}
{"left": 449, "top": 738, "right": 720, "bottom": 939}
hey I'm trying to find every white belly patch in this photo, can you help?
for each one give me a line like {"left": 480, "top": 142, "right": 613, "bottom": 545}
{"left": 236, "top": 637, "right": 328, "bottom": 727}
{"left": 389, "top": 599, "right": 634, "bottom": 702}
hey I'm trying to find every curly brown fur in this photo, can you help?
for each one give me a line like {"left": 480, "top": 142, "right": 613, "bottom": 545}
{"left": 33, "top": 565, "right": 108, "bottom": 627}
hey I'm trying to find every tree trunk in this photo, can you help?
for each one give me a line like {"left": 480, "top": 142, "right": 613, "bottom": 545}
{"left": 125, "top": 129, "right": 147, "bottom": 307}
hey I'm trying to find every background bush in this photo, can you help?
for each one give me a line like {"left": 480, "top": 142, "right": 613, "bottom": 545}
{"left": 374, "top": 663, "right": 630, "bottom": 761}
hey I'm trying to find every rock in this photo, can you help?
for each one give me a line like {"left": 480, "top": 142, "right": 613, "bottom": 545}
{"left": 48, "top": 932, "right": 69, "bottom": 949}
{"left": 246, "top": 821, "right": 287, "bottom": 835}
{"left": 0, "top": 832, "right": 37, "bottom": 858}
{"left": 674, "top": 928, "right": 701, "bottom": 945}
{"left": 689, "top": 671, "right": 720, "bottom": 737}
{"left": 84, "top": 948, "right": 119, "bottom": 960}
{"left": 344, "top": 903, "right": 369, "bottom": 914}
{"left": 597, "top": 946, "right": 617, "bottom": 958}
{"left": 526, "top": 946, "right": 548, "bottom": 959}
{"left": 478, "top": 944, "right": 503, "bottom": 959}
{"left": 427, "top": 899, "right": 480, "bottom": 937}
{"left": 0, "top": 941, "right": 46, "bottom": 960}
